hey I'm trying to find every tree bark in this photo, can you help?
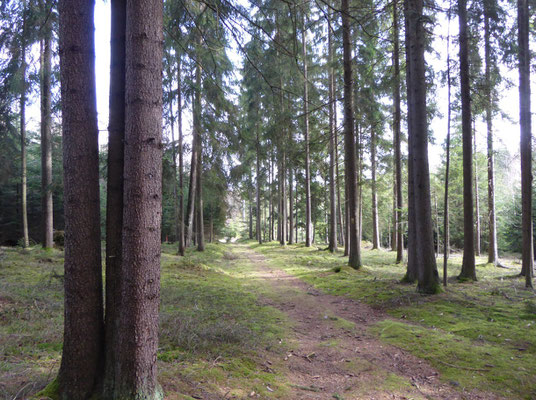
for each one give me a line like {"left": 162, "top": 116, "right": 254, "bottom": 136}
{"left": 342, "top": 0, "right": 361, "bottom": 269}
{"left": 473, "top": 123, "right": 481, "bottom": 256}
{"left": 443, "top": 16, "right": 452, "bottom": 287}
{"left": 404, "top": 0, "right": 439, "bottom": 292}
{"left": 518, "top": 0, "right": 533, "bottom": 287}
{"left": 40, "top": 0, "right": 53, "bottom": 249}
{"left": 256, "top": 129, "right": 263, "bottom": 244}
{"left": 327, "top": 11, "right": 337, "bottom": 253}
{"left": 104, "top": 0, "right": 126, "bottom": 396}
{"left": 393, "top": 0, "right": 404, "bottom": 263}
{"left": 458, "top": 0, "right": 476, "bottom": 281}
{"left": 303, "top": 14, "right": 312, "bottom": 247}
{"left": 371, "top": 128, "right": 380, "bottom": 249}
{"left": 196, "top": 141, "right": 205, "bottom": 251}
{"left": 177, "top": 57, "right": 185, "bottom": 256}
{"left": 114, "top": 0, "right": 164, "bottom": 397}
{"left": 57, "top": 0, "right": 104, "bottom": 397}
{"left": 484, "top": 9, "right": 498, "bottom": 265}
{"left": 20, "top": 0, "right": 29, "bottom": 248}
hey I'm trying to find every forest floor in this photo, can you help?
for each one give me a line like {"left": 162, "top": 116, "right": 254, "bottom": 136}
{"left": 1, "top": 241, "right": 535, "bottom": 399}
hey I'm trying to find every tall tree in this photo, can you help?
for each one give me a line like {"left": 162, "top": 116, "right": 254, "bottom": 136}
{"left": 104, "top": 0, "right": 126, "bottom": 396}
{"left": 404, "top": 0, "right": 439, "bottom": 292}
{"left": 518, "top": 0, "right": 533, "bottom": 287}
{"left": 458, "top": 0, "right": 476, "bottom": 281}
{"left": 57, "top": 0, "right": 104, "bottom": 396}
{"left": 483, "top": 0, "right": 498, "bottom": 265}
{"left": 392, "top": 0, "right": 403, "bottom": 263}
{"left": 370, "top": 127, "right": 380, "bottom": 249}
{"left": 327, "top": 10, "right": 337, "bottom": 253}
{"left": 114, "top": 0, "right": 164, "bottom": 397}
{"left": 20, "top": 0, "right": 29, "bottom": 248}
{"left": 40, "top": 0, "right": 53, "bottom": 249}
{"left": 303, "top": 12, "right": 312, "bottom": 247}
{"left": 342, "top": 0, "right": 361, "bottom": 269}
{"left": 177, "top": 57, "right": 185, "bottom": 256}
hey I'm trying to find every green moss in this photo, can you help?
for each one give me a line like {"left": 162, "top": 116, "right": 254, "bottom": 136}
{"left": 34, "top": 378, "right": 59, "bottom": 400}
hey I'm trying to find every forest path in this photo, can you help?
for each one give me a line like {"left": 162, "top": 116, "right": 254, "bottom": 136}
{"left": 233, "top": 244, "right": 500, "bottom": 400}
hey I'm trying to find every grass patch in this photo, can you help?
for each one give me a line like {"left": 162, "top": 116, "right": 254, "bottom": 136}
{"left": 1, "top": 243, "right": 292, "bottom": 399}
{"left": 249, "top": 241, "right": 536, "bottom": 398}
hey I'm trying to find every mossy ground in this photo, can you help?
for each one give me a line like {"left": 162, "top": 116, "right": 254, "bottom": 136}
{"left": 1, "top": 243, "right": 291, "bottom": 399}
{"left": 250, "top": 240, "right": 536, "bottom": 399}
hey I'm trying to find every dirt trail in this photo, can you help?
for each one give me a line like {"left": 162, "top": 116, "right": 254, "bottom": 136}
{"left": 237, "top": 245, "right": 501, "bottom": 400}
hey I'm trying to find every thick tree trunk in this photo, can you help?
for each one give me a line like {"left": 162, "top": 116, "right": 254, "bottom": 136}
{"left": 177, "top": 58, "right": 185, "bottom": 256}
{"left": 342, "top": 0, "right": 361, "bottom": 269}
{"left": 115, "top": 1, "right": 164, "bottom": 398}
{"left": 303, "top": 15, "right": 312, "bottom": 247}
{"left": 458, "top": 0, "right": 476, "bottom": 281}
{"left": 57, "top": 1, "right": 104, "bottom": 397}
{"left": 518, "top": 0, "right": 533, "bottom": 287}
{"left": 371, "top": 128, "right": 380, "bottom": 249}
{"left": 20, "top": 1, "right": 29, "bottom": 248}
{"left": 393, "top": 0, "right": 404, "bottom": 263}
{"left": 404, "top": 0, "right": 439, "bottom": 292}
{"left": 484, "top": 10, "right": 498, "bottom": 265}
{"left": 104, "top": 0, "right": 126, "bottom": 396}
{"left": 40, "top": 0, "right": 53, "bottom": 249}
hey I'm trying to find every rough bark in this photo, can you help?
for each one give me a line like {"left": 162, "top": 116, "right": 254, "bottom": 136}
{"left": 196, "top": 141, "right": 205, "bottom": 252}
{"left": 104, "top": 0, "right": 126, "bottom": 396}
{"left": 40, "top": 0, "right": 53, "bottom": 249}
{"left": 458, "top": 0, "right": 477, "bottom": 281}
{"left": 404, "top": 0, "right": 439, "bottom": 292}
{"left": 484, "top": 9, "right": 498, "bottom": 265}
{"left": 114, "top": 0, "right": 164, "bottom": 398}
{"left": 342, "top": 0, "right": 361, "bottom": 269}
{"left": 518, "top": 0, "right": 533, "bottom": 287}
{"left": 57, "top": 0, "right": 104, "bottom": 397}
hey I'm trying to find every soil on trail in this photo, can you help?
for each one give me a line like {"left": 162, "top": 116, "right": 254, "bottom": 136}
{"left": 235, "top": 245, "right": 502, "bottom": 400}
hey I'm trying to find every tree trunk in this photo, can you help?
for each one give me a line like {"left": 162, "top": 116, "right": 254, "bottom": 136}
{"left": 518, "top": 0, "right": 533, "bottom": 287}
{"left": 196, "top": 142, "right": 205, "bottom": 251}
{"left": 185, "top": 66, "right": 200, "bottom": 248}
{"left": 404, "top": 0, "right": 439, "bottom": 292}
{"left": 177, "top": 57, "right": 185, "bottom": 256}
{"left": 443, "top": 15, "right": 452, "bottom": 287}
{"left": 104, "top": 0, "right": 126, "bottom": 396}
{"left": 256, "top": 129, "right": 262, "bottom": 244}
{"left": 484, "top": 9, "right": 498, "bottom": 265}
{"left": 327, "top": 13, "right": 337, "bottom": 253}
{"left": 115, "top": 1, "right": 164, "bottom": 398}
{"left": 288, "top": 161, "right": 294, "bottom": 244}
{"left": 473, "top": 123, "right": 481, "bottom": 256}
{"left": 458, "top": 0, "right": 476, "bottom": 281}
{"left": 393, "top": 0, "right": 404, "bottom": 263}
{"left": 40, "top": 0, "right": 53, "bottom": 249}
{"left": 20, "top": 0, "right": 29, "bottom": 248}
{"left": 303, "top": 15, "right": 312, "bottom": 247}
{"left": 342, "top": 0, "right": 361, "bottom": 269}
{"left": 57, "top": 1, "right": 104, "bottom": 397}
{"left": 371, "top": 128, "right": 380, "bottom": 249}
